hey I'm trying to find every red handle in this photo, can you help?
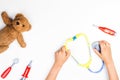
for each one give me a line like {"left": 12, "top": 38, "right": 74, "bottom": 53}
{"left": 22, "top": 66, "right": 31, "bottom": 78}
{"left": 98, "top": 27, "right": 116, "bottom": 36}
{"left": 1, "top": 67, "right": 12, "bottom": 79}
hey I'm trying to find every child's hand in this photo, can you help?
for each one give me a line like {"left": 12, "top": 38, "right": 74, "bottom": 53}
{"left": 46, "top": 46, "right": 70, "bottom": 80}
{"left": 93, "top": 40, "right": 113, "bottom": 64}
{"left": 54, "top": 46, "right": 71, "bottom": 67}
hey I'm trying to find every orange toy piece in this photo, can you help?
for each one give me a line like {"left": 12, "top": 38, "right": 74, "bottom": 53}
{"left": 0, "top": 11, "right": 31, "bottom": 53}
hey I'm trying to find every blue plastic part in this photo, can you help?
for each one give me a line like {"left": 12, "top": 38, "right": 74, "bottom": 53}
{"left": 88, "top": 41, "right": 104, "bottom": 73}
{"left": 73, "top": 36, "right": 77, "bottom": 41}
{"left": 92, "top": 41, "right": 101, "bottom": 53}
{"left": 88, "top": 61, "right": 104, "bottom": 73}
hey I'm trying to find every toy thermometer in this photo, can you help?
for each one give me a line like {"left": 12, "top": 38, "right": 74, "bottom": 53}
{"left": 93, "top": 24, "right": 116, "bottom": 36}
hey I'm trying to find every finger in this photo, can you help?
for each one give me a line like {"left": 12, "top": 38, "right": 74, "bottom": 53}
{"left": 55, "top": 50, "right": 59, "bottom": 55}
{"left": 61, "top": 46, "right": 66, "bottom": 53}
{"left": 62, "top": 46, "right": 70, "bottom": 57}
{"left": 55, "top": 50, "right": 58, "bottom": 54}
{"left": 104, "top": 40, "right": 110, "bottom": 47}
{"left": 55, "top": 47, "right": 61, "bottom": 54}
{"left": 99, "top": 40, "right": 106, "bottom": 49}
{"left": 66, "top": 49, "right": 71, "bottom": 58}
{"left": 93, "top": 49, "right": 103, "bottom": 59}
{"left": 55, "top": 48, "right": 59, "bottom": 53}
{"left": 99, "top": 40, "right": 103, "bottom": 47}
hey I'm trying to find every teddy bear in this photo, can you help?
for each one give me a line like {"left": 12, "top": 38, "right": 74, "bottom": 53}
{"left": 0, "top": 11, "right": 31, "bottom": 53}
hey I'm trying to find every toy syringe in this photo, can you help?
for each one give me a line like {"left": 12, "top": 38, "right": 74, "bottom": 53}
{"left": 20, "top": 60, "right": 32, "bottom": 80}
{"left": 93, "top": 24, "right": 116, "bottom": 36}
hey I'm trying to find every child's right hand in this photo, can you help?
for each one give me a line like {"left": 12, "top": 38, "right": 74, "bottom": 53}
{"left": 93, "top": 40, "right": 113, "bottom": 65}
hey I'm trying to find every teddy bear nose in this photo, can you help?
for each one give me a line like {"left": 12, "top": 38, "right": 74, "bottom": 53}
{"left": 16, "top": 22, "right": 20, "bottom": 25}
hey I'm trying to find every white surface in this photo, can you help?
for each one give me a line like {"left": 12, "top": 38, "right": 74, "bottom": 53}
{"left": 0, "top": 0, "right": 120, "bottom": 80}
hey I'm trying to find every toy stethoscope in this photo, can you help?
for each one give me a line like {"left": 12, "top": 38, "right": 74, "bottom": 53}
{"left": 64, "top": 33, "right": 104, "bottom": 73}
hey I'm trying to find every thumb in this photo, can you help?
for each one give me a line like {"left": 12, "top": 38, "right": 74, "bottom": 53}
{"left": 93, "top": 49, "right": 103, "bottom": 60}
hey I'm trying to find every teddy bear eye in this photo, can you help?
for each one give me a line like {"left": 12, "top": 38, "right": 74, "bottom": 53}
{"left": 22, "top": 25, "right": 25, "bottom": 27}
{"left": 16, "top": 22, "right": 20, "bottom": 25}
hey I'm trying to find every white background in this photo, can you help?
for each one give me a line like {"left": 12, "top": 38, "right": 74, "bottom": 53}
{"left": 0, "top": 0, "right": 120, "bottom": 80}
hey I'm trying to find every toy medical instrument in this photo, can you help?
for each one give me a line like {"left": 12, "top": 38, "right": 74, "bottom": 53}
{"left": 1, "top": 58, "right": 19, "bottom": 79}
{"left": 64, "top": 33, "right": 92, "bottom": 68}
{"left": 88, "top": 41, "right": 104, "bottom": 73}
{"left": 92, "top": 41, "right": 101, "bottom": 53}
{"left": 20, "top": 60, "right": 32, "bottom": 80}
{"left": 93, "top": 24, "right": 116, "bottom": 36}
{"left": 64, "top": 33, "right": 104, "bottom": 73}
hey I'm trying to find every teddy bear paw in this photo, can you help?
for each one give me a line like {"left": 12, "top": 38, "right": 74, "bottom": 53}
{"left": 21, "top": 43, "right": 26, "bottom": 48}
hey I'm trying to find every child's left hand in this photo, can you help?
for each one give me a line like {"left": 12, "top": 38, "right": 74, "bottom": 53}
{"left": 54, "top": 46, "right": 71, "bottom": 67}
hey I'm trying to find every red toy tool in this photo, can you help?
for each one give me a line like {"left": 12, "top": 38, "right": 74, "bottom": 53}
{"left": 93, "top": 24, "right": 116, "bottom": 36}
{"left": 1, "top": 58, "right": 19, "bottom": 79}
{"left": 20, "top": 60, "right": 32, "bottom": 80}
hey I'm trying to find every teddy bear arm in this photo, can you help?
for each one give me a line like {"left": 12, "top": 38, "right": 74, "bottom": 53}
{"left": 17, "top": 33, "right": 26, "bottom": 48}
{"left": 0, "top": 45, "right": 9, "bottom": 53}
{"left": 1, "top": 11, "right": 12, "bottom": 25}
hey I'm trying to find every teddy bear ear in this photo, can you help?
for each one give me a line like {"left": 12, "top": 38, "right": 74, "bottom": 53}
{"left": 15, "top": 13, "right": 24, "bottom": 18}
{"left": 28, "top": 24, "right": 31, "bottom": 31}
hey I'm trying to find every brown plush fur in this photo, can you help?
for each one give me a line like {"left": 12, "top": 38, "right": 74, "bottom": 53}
{"left": 0, "top": 11, "right": 31, "bottom": 53}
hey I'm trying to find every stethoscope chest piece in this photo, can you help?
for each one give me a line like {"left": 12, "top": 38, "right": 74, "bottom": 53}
{"left": 92, "top": 41, "right": 101, "bottom": 53}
